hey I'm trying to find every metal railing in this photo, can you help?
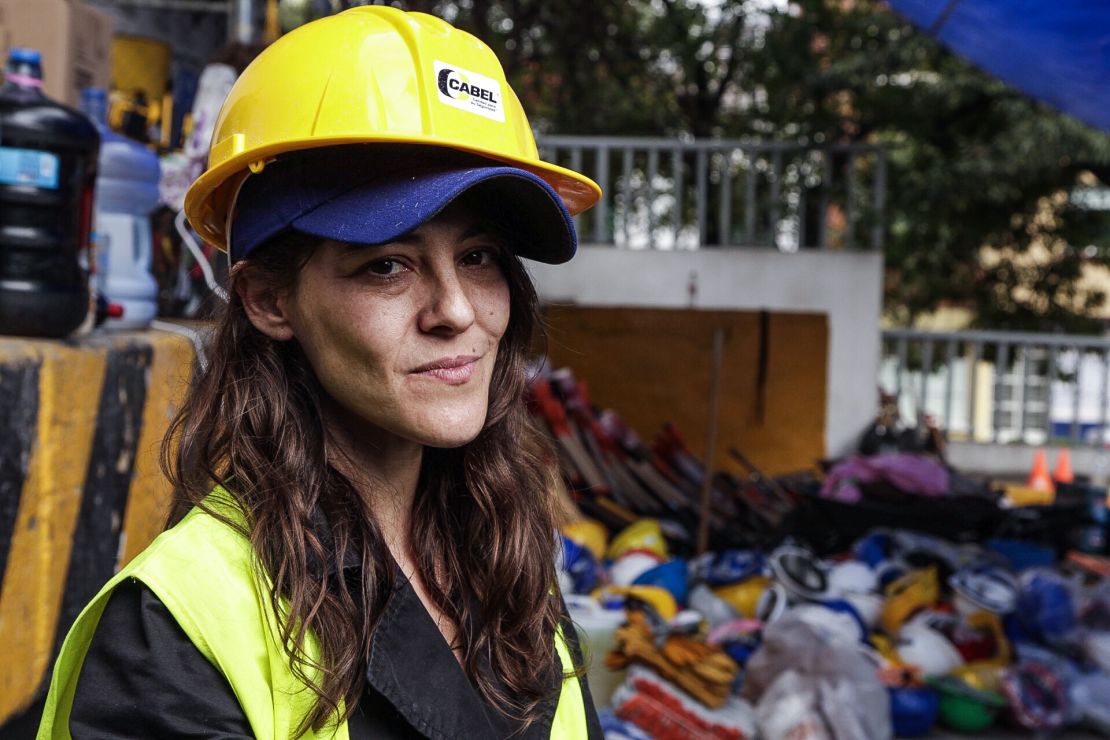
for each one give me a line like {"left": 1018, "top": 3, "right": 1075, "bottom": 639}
{"left": 537, "top": 136, "right": 887, "bottom": 251}
{"left": 882, "top": 328, "right": 1110, "bottom": 446}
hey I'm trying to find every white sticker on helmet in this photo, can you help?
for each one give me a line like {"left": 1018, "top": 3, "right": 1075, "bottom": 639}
{"left": 434, "top": 61, "right": 505, "bottom": 123}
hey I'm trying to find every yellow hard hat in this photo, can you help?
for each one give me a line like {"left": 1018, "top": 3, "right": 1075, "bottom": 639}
{"left": 594, "top": 585, "right": 679, "bottom": 623}
{"left": 184, "top": 6, "right": 601, "bottom": 252}
{"left": 607, "top": 519, "right": 668, "bottom": 561}
{"left": 562, "top": 519, "right": 608, "bottom": 562}
{"left": 880, "top": 568, "right": 939, "bottom": 635}
{"left": 713, "top": 576, "right": 770, "bottom": 618}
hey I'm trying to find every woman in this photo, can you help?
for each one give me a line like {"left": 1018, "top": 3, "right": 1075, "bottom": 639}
{"left": 39, "top": 7, "right": 602, "bottom": 739}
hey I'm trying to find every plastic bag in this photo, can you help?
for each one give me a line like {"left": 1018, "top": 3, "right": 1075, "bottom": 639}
{"left": 821, "top": 454, "right": 948, "bottom": 503}
{"left": 1071, "top": 672, "right": 1110, "bottom": 734}
{"left": 743, "top": 616, "right": 892, "bottom": 740}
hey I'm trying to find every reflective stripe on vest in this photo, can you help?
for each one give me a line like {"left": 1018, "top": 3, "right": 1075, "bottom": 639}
{"left": 38, "top": 500, "right": 589, "bottom": 739}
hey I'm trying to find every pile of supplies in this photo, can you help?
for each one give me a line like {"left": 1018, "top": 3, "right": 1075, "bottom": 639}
{"left": 532, "top": 365, "right": 1110, "bottom": 738}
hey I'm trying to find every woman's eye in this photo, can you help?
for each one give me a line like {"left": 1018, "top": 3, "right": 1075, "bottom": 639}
{"left": 365, "top": 258, "right": 407, "bottom": 277}
{"left": 461, "top": 248, "right": 498, "bottom": 267}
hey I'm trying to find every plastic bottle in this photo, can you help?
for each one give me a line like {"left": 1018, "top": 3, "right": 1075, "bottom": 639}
{"left": 79, "top": 88, "right": 161, "bottom": 330}
{"left": 0, "top": 48, "right": 100, "bottom": 338}
{"left": 564, "top": 595, "right": 627, "bottom": 708}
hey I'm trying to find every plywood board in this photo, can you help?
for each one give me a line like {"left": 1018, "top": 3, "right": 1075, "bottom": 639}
{"left": 543, "top": 306, "right": 828, "bottom": 476}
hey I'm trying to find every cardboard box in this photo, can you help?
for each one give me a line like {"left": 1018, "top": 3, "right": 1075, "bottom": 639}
{"left": 0, "top": 0, "right": 113, "bottom": 107}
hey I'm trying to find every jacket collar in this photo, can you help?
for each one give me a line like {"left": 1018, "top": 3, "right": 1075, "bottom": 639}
{"left": 312, "top": 508, "right": 562, "bottom": 738}
{"left": 365, "top": 577, "right": 561, "bottom": 739}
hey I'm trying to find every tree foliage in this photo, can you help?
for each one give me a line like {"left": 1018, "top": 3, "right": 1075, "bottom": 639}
{"left": 749, "top": 0, "right": 1110, "bottom": 333}
{"left": 332, "top": 0, "right": 1110, "bottom": 332}
{"left": 418, "top": 0, "right": 751, "bottom": 137}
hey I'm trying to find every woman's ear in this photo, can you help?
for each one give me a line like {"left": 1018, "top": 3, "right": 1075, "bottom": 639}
{"left": 235, "top": 265, "right": 296, "bottom": 341}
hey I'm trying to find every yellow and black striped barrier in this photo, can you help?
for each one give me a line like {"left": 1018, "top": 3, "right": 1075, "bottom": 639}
{"left": 0, "top": 330, "right": 195, "bottom": 725}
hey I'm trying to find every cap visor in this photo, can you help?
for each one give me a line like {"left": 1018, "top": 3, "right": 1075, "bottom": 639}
{"left": 290, "top": 166, "right": 577, "bottom": 264}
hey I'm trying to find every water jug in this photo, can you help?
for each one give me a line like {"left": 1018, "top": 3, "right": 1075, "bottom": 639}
{"left": 81, "top": 88, "right": 161, "bottom": 330}
{"left": 0, "top": 48, "right": 99, "bottom": 337}
{"left": 564, "top": 595, "right": 627, "bottom": 708}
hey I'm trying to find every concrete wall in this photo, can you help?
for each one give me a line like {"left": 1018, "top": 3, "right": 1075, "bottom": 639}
{"left": 528, "top": 246, "right": 885, "bottom": 457}
{"left": 0, "top": 331, "right": 194, "bottom": 724}
{"left": 948, "top": 441, "right": 1110, "bottom": 481}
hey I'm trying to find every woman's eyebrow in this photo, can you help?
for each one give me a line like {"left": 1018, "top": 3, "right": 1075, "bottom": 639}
{"left": 460, "top": 223, "right": 511, "bottom": 244}
{"left": 340, "top": 234, "right": 422, "bottom": 252}
{"left": 341, "top": 222, "right": 495, "bottom": 252}
{"left": 459, "top": 224, "right": 488, "bottom": 241}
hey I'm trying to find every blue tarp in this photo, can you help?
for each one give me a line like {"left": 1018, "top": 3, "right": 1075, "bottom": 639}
{"left": 886, "top": 0, "right": 1110, "bottom": 132}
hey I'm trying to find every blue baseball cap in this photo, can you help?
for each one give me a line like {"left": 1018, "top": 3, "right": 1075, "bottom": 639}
{"left": 229, "top": 147, "right": 577, "bottom": 264}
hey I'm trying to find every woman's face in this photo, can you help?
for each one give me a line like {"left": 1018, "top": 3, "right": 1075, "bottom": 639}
{"left": 280, "top": 207, "right": 512, "bottom": 449}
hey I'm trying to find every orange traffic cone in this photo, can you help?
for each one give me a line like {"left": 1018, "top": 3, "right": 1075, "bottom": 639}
{"left": 1028, "top": 448, "right": 1055, "bottom": 492}
{"left": 1053, "top": 448, "right": 1075, "bottom": 484}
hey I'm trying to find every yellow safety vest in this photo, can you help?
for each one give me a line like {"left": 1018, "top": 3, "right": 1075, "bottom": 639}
{"left": 38, "top": 496, "right": 588, "bottom": 739}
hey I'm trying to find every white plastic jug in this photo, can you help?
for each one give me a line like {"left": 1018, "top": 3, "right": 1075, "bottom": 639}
{"left": 565, "top": 594, "right": 627, "bottom": 710}
{"left": 83, "top": 87, "right": 161, "bottom": 329}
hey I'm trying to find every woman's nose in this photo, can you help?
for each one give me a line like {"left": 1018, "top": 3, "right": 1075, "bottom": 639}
{"left": 418, "top": 268, "right": 476, "bottom": 335}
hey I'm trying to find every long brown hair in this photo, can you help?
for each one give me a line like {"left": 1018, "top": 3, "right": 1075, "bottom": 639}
{"left": 161, "top": 221, "right": 567, "bottom": 733}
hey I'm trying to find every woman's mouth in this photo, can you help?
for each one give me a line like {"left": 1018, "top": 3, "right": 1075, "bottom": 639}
{"left": 411, "top": 355, "right": 480, "bottom": 385}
